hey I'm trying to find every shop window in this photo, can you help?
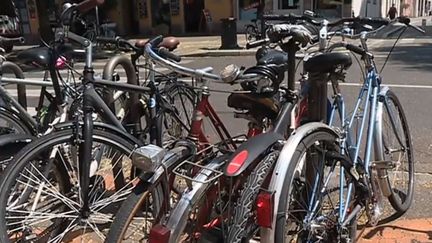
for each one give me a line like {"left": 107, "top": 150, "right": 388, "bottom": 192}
{"left": 317, "top": 0, "right": 342, "bottom": 9}
{"left": 315, "top": 0, "right": 343, "bottom": 17}
{"left": 278, "top": 0, "right": 300, "bottom": 9}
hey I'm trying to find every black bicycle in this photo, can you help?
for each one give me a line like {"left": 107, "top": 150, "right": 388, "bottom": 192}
{"left": 0, "top": 1, "right": 195, "bottom": 242}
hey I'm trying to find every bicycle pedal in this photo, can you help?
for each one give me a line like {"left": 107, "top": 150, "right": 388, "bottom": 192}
{"left": 370, "top": 160, "right": 395, "bottom": 169}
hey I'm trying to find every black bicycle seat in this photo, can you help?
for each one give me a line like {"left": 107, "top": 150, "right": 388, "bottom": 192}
{"left": 256, "top": 48, "right": 288, "bottom": 66}
{"left": 16, "top": 45, "right": 75, "bottom": 68}
{"left": 227, "top": 93, "right": 280, "bottom": 120}
{"left": 304, "top": 52, "right": 352, "bottom": 73}
{"left": 17, "top": 47, "right": 52, "bottom": 67}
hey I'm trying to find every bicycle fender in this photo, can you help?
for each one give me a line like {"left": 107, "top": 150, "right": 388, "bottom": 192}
{"left": 0, "top": 134, "right": 34, "bottom": 147}
{"left": 224, "top": 132, "right": 284, "bottom": 177}
{"left": 260, "top": 122, "right": 339, "bottom": 242}
{"left": 54, "top": 122, "right": 143, "bottom": 146}
{"left": 0, "top": 134, "right": 35, "bottom": 163}
{"left": 0, "top": 106, "right": 36, "bottom": 135}
{"left": 374, "top": 85, "right": 393, "bottom": 197}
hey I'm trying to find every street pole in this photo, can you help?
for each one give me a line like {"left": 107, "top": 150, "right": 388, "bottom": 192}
{"left": 35, "top": 0, "right": 54, "bottom": 43}
{"left": 95, "top": 6, "right": 100, "bottom": 36}
{"left": 259, "top": 0, "right": 265, "bottom": 39}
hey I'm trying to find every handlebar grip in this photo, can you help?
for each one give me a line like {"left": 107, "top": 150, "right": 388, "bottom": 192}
{"left": 263, "top": 14, "right": 297, "bottom": 23}
{"left": 346, "top": 44, "right": 366, "bottom": 56}
{"left": 96, "top": 36, "right": 118, "bottom": 44}
{"left": 0, "top": 37, "right": 24, "bottom": 45}
{"left": 76, "top": 0, "right": 104, "bottom": 14}
{"left": 158, "top": 47, "right": 181, "bottom": 62}
{"left": 246, "top": 38, "right": 269, "bottom": 49}
{"left": 148, "top": 35, "right": 164, "bottom": 48}
{"left": 363, "top": 18, "right": 390, "bottom": 26}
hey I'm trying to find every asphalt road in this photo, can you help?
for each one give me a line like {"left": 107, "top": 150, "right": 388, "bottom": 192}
{"left": 180, "top": 38, "right": 432, "bottom": 220}
{"left": 3, "top": 37, "right": 432, "bottom": 221}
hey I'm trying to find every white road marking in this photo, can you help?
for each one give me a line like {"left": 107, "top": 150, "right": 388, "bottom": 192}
{"left": 335, "top": 82, "right": 432, "bottom": 89}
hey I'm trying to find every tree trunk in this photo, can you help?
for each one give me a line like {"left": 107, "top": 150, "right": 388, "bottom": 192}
{"left": 36, "top": 0, "right": 54, "bottom": 43}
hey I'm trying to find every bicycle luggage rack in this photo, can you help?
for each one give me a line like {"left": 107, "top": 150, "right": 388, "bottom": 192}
{"left": 172, "top": 159, "right": 225, "bottom": 185}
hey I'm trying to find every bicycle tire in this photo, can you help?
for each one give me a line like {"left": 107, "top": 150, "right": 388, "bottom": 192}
{"left": 227, "top": 151, "right": 279, "bottom": 243}
{"left": 380, "top": 90, "right": 414, "bottom": 213}
{"left": 245, "top": 25, "right": 258, "bottom": 42}
{"left": 161, "top": 81, "right": 196, "bottom": 146}
{"left": 0, "top": 107, "right": 32, "bottom": 135}
{"left": 0, "top": 128, "right": 139, "bottom": 242}
{"left": 104, "top": 180, "right": 158, "bottom": 243}
{"left": 274, "top": 131, "right": 357, "bottom": 242}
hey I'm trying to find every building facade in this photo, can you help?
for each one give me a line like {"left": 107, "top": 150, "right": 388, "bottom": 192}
{"left": 133, "top": 0, "right": 354, "bottom": 36}
{"left": 14, "top": 0, "right": 430, "bottom": 42}
{"left": 352, "top": 0, "right": 429, "bottom": 17}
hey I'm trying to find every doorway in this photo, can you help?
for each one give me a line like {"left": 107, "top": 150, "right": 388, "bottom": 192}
{"left": 184, "top": 0, "right": 204, "bottom": 32}
{"left": 151, "top": 0, "right": 171, "bottom": 33}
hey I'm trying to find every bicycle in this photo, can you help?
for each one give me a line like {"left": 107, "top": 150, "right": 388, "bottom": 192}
{"left": 260, "top": 16, "right": 422, "bottom": 242}
{"left": 225, "top": 14, "right": 353, "bottom": 242}
{"left": 102, "top": 34, "right": 290, "bottom": 242}
{"left": 0, "top": 1, "right": 195, "bottom": 241}
{"left": 121, "top": 24, "right": 328, "bottom": 242}
{"left": 243, "top": 0, "right": 267, "bottom": 42}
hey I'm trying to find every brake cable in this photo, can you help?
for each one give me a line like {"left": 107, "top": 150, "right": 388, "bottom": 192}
{"left": 380, "top": 25, "right": 407, "bottom": 73}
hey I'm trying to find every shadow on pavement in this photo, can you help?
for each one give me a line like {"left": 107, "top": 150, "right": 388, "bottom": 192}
{"left": 360, "top": 224, "right": 432, "bottom": 240}
{"left": 373, "top": 43, "right": 432, "bottom": 72}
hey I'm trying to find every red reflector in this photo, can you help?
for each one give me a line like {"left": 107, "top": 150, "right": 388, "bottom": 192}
{"left": 256, "top": 191, "right": 274, "bottom": 228}
{"left": 226, "top": 150, "right": 249, "bottom": 175}
{"left": 149, "top": 224, "right": 170, "bottom": 243}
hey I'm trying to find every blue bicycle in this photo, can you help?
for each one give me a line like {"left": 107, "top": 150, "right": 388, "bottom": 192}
{"left": 260, "top": 16, "right": 423, "bottom": 242}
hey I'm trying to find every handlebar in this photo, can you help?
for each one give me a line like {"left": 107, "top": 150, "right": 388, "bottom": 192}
{"left": 263, "top": 13, "right": 321, "bottom": 25}
{"left": 0, "top": 36, "right": 24, "bottom": 46}
{"left": 96, "top": 36, "right": 183, "bottom": 62}
{"left": 145, "top": 36, "right": 220, "bottom": 81}
{"left": 96, "top": 36, "right": 119, "bottom": 45}
{"left": 246, "top": 38, "right": 270, "bottom": 49}
{"left": 264, "top": 14, "right": 424, "bottom": 33}
{"left": 145, "top": 36, "right": 261, "bottom": 83}
{"left": 158, "top": 47, "right": 182, "bottom": 62}
{"left": 96, "top": 36, "right": 137, "bottom": 51}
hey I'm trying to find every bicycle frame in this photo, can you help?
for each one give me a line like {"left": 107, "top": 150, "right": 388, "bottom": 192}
{"left": 189, "top": 84, "right": 237, "bottom": 151}
{"left": 327, "top": 67, "right": 381, "bottom": 222}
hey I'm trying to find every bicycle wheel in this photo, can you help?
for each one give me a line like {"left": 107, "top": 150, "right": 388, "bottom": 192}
{"left": 227, "top": 151, "right": 279, "bottom": 243}
{"left": 379, "top": 90, "right": 414, "bottom": 213}
{"left": 104, "top": 180, "right": 165, "bottom": 243}
{"left": 245, "top": 25, "right": 258, "bottom": 42}
{"left": 0, "top": 128, "right": 140, "bottom": 242}
{"left": 161, "top": 81, "right": 196, "bottom": 146}
{"left": 274, "top": 131, "right": 357, "bottom": 242}
{"left": 0, "top": 107, "right": 31, "bottom": 135}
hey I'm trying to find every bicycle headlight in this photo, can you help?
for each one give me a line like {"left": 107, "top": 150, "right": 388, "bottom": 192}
{"left": 132, "top": 144, "right": 166, "bottom": 172}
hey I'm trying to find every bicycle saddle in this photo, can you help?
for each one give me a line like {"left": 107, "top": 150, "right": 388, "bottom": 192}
{"left": 304, "top": 52, "right": 352, "bottom": 73}
{"left": 16, "top": 45, "right": 75, "bottom": 68}
{"left": 227, "top": 93, "right": 280, "bottom": 120}
{"left": 256, "top": 48, "right": 288, "bottom": 66}
{"left": 135, "top": 36, "right": 180, "bottom": 51}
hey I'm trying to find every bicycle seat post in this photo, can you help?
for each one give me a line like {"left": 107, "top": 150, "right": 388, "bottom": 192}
{"left": 280, "top": 40, "right": 300, "bottom": 92}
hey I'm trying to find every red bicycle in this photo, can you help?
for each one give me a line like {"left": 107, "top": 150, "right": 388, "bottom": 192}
{"left": 104, "top": 36, "right": 271, "bottom": 242}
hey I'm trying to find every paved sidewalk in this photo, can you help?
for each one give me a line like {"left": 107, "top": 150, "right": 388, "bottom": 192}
{"left": 173, "top": 34, "right": 253, "bottom": 57}
{"left": 358, "top": 218, "right": 432, "bottom": 243}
